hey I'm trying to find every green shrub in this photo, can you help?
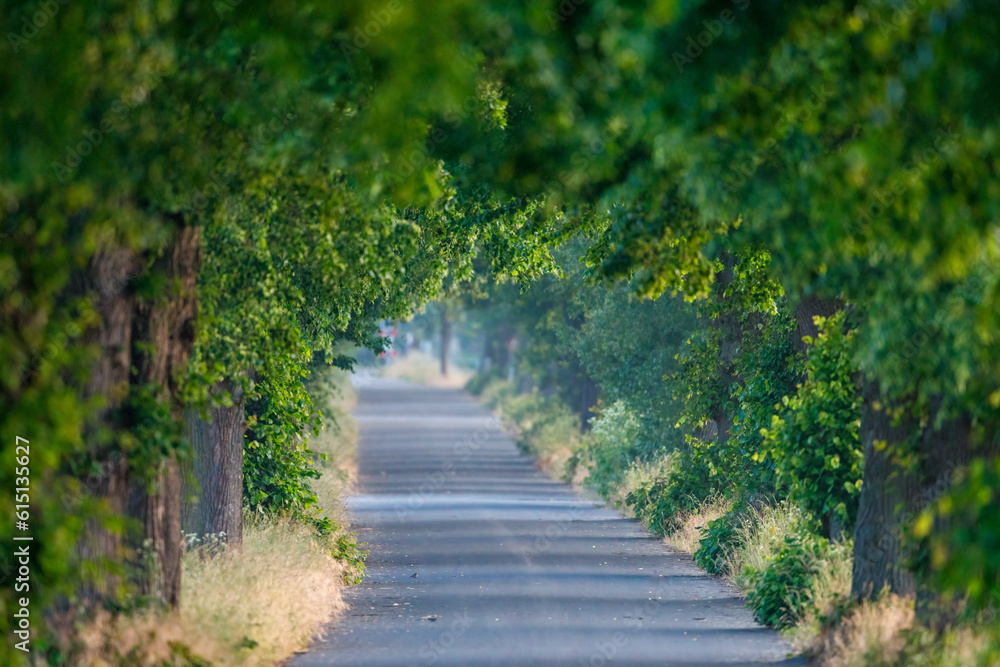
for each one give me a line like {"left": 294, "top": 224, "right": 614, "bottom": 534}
{"left": 580, "top": 401, "right": 644, "bottom": 497}
{"left": 746, "top": 528, "right": 827, "bottom": 629}
{"left": 694, "top": 506, "right": 748, "bottom": 575}
{"left": 242, "top": 368, "right": 334, "bottom": 532}
{"left": 760, "top": 311, "right": 863, "bottom": 535}
{"left": 465, "top": 370, "right": 499, "bottom": 396}
{"left": 624, "top": 439, "right": 729, "bottom": 536}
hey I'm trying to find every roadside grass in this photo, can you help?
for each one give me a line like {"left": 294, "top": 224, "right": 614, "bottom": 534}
{"left": 467, "top": 373, "right": 1000, "bottom": 665}
{"left": 476, "top": 379, "right": 583, "bottom": 478}
{"left": 662, "top": 495, "right": 730, "bottom": 556}
{"left": 75, "top": 368, "right": 361, "bottom": 665}
{"left": 614, "top": 466, "right": 998, "bottom": 665}
{"left": 813, "top": 594, "right": 914, "bottom": 666}
{"left": 813, "top": 594, "right": 999, "bottom": 666}
{"left": 725, "top": 501, "right": 806, "bottom": 588}
{"left": 606, "top": 454, "right": 671, "bottom": 517}
{"left": 381, "top": 350, "right": 472, "bottom": 388}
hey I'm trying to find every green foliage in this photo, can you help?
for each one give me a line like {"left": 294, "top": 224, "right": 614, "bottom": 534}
{"left": 746, "top": 528, "right": 827, "bottom": 629}
{"left": 672, "top": 327, "right": 727, "bottom": 435}
{"left": 694, "top": 507, "right": 747, "bottom": 575}
{"left": 578, "top": 401, "right": 644, "bottom": 498}
{"left": 241, "top": 367, "right": 330, "bottom": 531}
{"left": 761, "top": 312, "right": 863, "bottom": 533}
{"left": 723, "top": 304, "right": 800, "bottom": 495}
{"left": 501, "top": 390, "right": 581, "bottom": 459}
{"left": 567, "top": 284, "right": 695, "bottom": 458}
{"left": 330, "top": 532, "right": 368, "bottom": 587}
{"left": 5, "top": 0, "right": 1000, "bottom": 659}
{"left": 914, "top": 455, "right": 1000, "bottom": 613}
{"left": 624, "top": 443, "right": 729, "bottom": 536}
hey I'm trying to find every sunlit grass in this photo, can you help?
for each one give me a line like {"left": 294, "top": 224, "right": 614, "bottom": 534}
{"left": 381, "top": 350, "right": 472, "bottom": 388}
{"left": 663, "top": 496, "right": 731, "bottom": 556}
{"left": 76, "top": 369, "right": 359, "bottom": 665}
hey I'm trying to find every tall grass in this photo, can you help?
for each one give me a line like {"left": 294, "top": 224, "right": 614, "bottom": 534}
{"left": 478, "top": 379, "right": 584, "bottom": 478}
{"left": 663, "top": 496, "right": 730, "bottom": 556}
{"left": 607, "top": 455, "right": 672, "bottom": 516}
{"left": 726, "top": 501, "right": 805, "bottom": 587}
{"left": 466, "top": 375, "right": 1000, "bottom": 666}
{"left": 76, "top": 368, "right": 360, "bottom": 665}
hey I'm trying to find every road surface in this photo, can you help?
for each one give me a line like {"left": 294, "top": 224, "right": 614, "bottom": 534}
{"left": 293, "top": 378, "right": 799, "bottom": 666}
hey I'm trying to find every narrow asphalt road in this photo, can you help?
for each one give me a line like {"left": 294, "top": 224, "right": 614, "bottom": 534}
{"left": 293, "top": 378, "right": 800, "bottom": 667}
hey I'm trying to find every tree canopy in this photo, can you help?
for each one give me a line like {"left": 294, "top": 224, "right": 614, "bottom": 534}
{"left": 2, "top": 0, "right": 999, "bottom": 662}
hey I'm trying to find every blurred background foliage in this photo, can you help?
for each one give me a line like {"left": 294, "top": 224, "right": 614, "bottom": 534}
{"left": 2, "top": 0, "right": 1000, "bottom": 663}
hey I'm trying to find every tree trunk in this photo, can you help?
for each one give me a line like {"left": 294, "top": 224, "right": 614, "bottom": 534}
{"left": 709, "top": 252, "right": 738, "bottom": 443}
{"left": 77, "top": 222, "right": 200, "bottom": 609}
{"left": 440, "top": 305, "right": 450, "bottom": 377}
{"left": 913, "top": 404, "right": 976, "bottom": 626}
{"left": 578, "top": 375, "right": 600, "bottom": 430}
{"left": 77, "top": 244, "right": 137, "bottom": 606}
{"left": 127, "top": 458, "right": 183, "bottom": 606}
{"left": 792, "top": 295, "right": 844, "bottom": 353}
{"left": 851, "top": 378, "right": 985, "bottom": 606}
{"left": 182, "top": 379, "right": 246, "bottom": 548}
{"left": 126, "top": 223, "right": 200, "bottom": 607}
{"left": 851, "top": 378, "right": 920, "bottom": 600}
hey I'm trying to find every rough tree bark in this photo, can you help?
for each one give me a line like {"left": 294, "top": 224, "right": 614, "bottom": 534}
{"left": 77, "top": 222, "right": 200, "bottom": 609}
{"left": 851, "top": 378, "right": 920, "bottom": 599}
{"left": 77, "top": 244, "right": 137, "bottom": 606}
{"left": 913, "top": 404, "right": 977, "bottom": 625}
{"left": 127, "top": 223, "right": 200, "bottom": 606}
{"left": 851, "top": 381, "right": 981, "bottom": 605}
{"left": 182, "top": 379, "right": 246, "bottom": 548}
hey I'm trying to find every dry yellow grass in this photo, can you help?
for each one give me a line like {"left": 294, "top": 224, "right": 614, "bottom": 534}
{"left": 811, "top": 593, "right": 997, "bottom": 666}
{"left": 381, "top": 350, "right": 472, "bottom": 388}
{"left": 606, "top": 455, "right": 671, "bottom": 517}
{"left": 179, "top": 517, "right": 348, "bottom": 664}
{"left": 77, "top": 519, "right": 347, "bottom": 666}
{"left": 813, "top": 594, "right": 915, "bottom": 666}
{"left": 75, "top": 368, "right": 359, "bottom": 665}
{"left": 726, "top": 501, "right": 803, "bottom": 587}
{"left": 663, "top": 496, "right": 731, "bottom": 555}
